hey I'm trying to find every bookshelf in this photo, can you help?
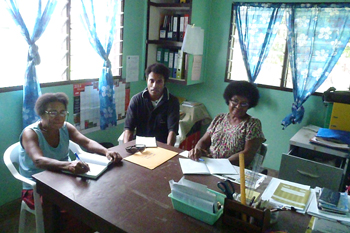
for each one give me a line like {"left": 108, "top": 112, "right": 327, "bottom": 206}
{"left": 146, "top": 0, "right": 204, "bottom": 85}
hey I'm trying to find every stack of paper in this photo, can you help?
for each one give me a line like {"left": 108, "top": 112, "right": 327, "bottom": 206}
{"left": 261, "top": 178, "right": 312, "bottom": 214}
{"left": 136, "top": 136, "right": 157, "bottom": 147}
{"left": 169, "top": 177, "right": 219, "bottom": 213}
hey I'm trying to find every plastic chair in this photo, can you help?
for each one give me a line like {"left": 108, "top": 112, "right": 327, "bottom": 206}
{"left": 3, "top": 142, "right": 44, "bottom": 233}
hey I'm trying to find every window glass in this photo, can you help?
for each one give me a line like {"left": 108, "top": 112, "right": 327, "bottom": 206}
{"left": 0, "top": 0, "right": 123, "bottom": 88}
{"left": 227, "top": 7, "right": 350, "bottom": 93}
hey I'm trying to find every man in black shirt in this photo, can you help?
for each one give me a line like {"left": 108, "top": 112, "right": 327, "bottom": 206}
{"left": 123, "top": 63, "right": 180, "bottom": 146}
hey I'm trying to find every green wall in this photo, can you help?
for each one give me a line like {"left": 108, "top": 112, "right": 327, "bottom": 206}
{"left": 0, "top": 0, "right": 331, "bottom": 207}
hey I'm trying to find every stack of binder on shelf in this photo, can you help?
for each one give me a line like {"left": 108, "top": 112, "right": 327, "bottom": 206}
{"left": 168, "top": 177, "right": 225, "bottom": 225}
{"left": 307, "top": 187, "right": 350, "bottom": 233}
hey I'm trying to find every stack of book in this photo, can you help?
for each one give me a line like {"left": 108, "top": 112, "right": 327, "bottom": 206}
{"left": 309, "top": 128, "right": 350, "bottom": 151}
{"left": 317, "top": 188, "right": 349, "bottom": 215}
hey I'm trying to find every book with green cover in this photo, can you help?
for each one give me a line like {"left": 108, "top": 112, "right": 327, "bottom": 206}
{"left": 271, "top": 182, "right": 311, "bottom": 211}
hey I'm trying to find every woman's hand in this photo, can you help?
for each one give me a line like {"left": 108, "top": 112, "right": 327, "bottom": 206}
{"left": 106, "top": 151, "right": 123, "bottom": 163}
{"left": 68, "top": 160, "right": 90, "bottom": 174}
{"left": 188, "top": 147, "right": 207, "bottom": 161}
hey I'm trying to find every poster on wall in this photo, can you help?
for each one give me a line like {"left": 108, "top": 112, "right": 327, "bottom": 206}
{"left": 73, "top": 82, "right": 100, "bottom": 134}
{"left": 73, "top": 79, "right": 130, "bottom": 134}
{"left": 114, "top": 77, "right": 130, "bottom": 124}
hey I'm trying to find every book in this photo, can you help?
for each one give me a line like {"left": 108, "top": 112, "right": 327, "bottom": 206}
{"left": 310, "top": 136, "right": 350, "bottom": 150}
{"left": 179, "top": 157, "right": 237, "bottom": 175}
{"left": 319, "top": 188, "right": 340, "bottom": 207}
{"left": 271, "top": 182, "right": 311, "bottom": 211}
{"left": 318, "top": 190, "right": 349, "bottom": 215}
{"left": 316, "top": 128, "right": 350, "bottom": 145}
{"left": 63, "top": 152, "right": 112, "bottom": 179}
{"left": 261, "top": 178, "right": 312, "bottom": 213}
{"left": 307, "top": 188, "right": 350, "bottom": 226}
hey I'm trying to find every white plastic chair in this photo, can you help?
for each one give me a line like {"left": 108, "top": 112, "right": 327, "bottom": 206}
{"left": 3, "top": 142, "right": 44, "bottom": 233}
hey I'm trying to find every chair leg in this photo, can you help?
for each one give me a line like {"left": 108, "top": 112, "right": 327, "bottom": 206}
{"left": 19, "top": 203, "right": 27, "bottom": 233}
{"left": 35, "top": 211, "right": 45, "bottom": 233}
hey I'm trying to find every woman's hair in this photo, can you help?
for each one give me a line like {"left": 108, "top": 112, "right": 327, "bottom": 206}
{"left": 35, "top": 92, "right": 69, "bottom": 116}
{"left": 145, "top": 63, "right": 170, "bottom": 81}
{"left": 223, "top": 81, "right": 260, "bottom": 108}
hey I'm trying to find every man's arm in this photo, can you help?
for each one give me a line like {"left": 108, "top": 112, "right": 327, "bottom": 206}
{"left": 123, "top": 129, "right": 134, "bottom": 143}
{"left": 167, "top": 130, "right": 177, "bottom": 146}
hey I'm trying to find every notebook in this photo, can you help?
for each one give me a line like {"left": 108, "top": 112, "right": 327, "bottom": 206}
{"left": 63, "top": 152, "right": 112, "bottom": 179}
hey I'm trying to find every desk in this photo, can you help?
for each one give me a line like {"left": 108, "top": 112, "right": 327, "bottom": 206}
{"left": 34, "top": 141, "right": 310, "bottom": 233}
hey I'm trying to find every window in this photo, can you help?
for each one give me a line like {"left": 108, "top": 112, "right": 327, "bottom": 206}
{"left": 226, "top": 7, "right": 350, "bottom": 93}
{"left": 0, "top": 0, "right": 124, "bottom": 89}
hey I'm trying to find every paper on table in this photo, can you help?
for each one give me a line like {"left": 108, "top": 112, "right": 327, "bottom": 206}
{"left": 124, "top": 147, "right": 177, "bottom": 169}
{"left": 261, "top": 177, "right": 312, "bottom": 214}
{"left": 136, "top": 136, "right": 157, "bottom": 147}
{"left": 179, "top": 150, "right": 189, "bottom": 157}
{"left": 179, "top": 157, "right": 237, "bottom": 175}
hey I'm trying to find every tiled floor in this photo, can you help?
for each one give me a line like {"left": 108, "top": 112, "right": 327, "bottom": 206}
{"left": 0, "top": 199, "right": 36, "bottom": 233}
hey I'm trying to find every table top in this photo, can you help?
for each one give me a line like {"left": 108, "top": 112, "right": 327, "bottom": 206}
{"left": 33, "top": 141, "right": 310, "bottom": 233}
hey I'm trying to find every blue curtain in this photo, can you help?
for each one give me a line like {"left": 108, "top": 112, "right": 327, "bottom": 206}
{"left": 234, "top": 2, "right": 285, "bottom": 83}
{"left": 79, "top": 0, "right": 119, "bottom": 130}
{"left": 282, "top": 3, "right": 350, "bottom": 129}
{"left": 4, "top": 0, "right": 57, "bottom": 128}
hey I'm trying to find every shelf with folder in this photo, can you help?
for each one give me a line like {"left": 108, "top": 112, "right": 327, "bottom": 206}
{"left": 146, "top": 0, "right": 205, "bottom": 85}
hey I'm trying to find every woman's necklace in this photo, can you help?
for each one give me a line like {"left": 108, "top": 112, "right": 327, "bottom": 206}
{"left": 39, "top": 122, "right": 49, "bottom": 132}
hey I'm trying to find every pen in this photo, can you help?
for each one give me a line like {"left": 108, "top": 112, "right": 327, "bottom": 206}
{"left": 75, "top": 153, "right": 89, "bottom": 170}
{"left": 75, "top": 153, "right": 81, "bottom": 161}
{"left": 198, "top": 158, "right": 204, "bottom": 162}
{"left": 249, "top": 196, "right": 256, "bottom": 206}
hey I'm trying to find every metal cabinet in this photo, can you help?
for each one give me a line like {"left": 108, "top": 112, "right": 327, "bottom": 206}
{"left": 279, "top": 126, "right": 350, "bottom": 191}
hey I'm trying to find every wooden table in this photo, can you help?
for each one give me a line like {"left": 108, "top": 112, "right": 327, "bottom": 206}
{"left": 33, "top": 141, "right": 310, "bottom": 233}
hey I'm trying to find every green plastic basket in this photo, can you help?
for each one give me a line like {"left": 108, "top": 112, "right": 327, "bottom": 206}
{"left": 168, "top": 189, "right": 225, "bottom": 225}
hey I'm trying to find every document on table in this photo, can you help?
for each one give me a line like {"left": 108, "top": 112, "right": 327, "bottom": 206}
{"left": 124, "top": 147, "right": 178, "bottom": 169}
{"left": 136, "top": 136, "right": 157, "bottom": 147}
{"left": 179, "top": 157, "right": 237, "bottom": 175}
{"left": 261, "top": 177, "right": 312, "bottom": 214}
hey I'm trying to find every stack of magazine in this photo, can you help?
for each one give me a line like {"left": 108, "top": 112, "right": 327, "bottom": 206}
{"left": 318, "top": 188, "right": 349, "bottom": 215}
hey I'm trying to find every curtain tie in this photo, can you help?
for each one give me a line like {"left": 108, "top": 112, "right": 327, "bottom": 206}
{"left": 28, "top": 44, "right": 41, "bottom": 65}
